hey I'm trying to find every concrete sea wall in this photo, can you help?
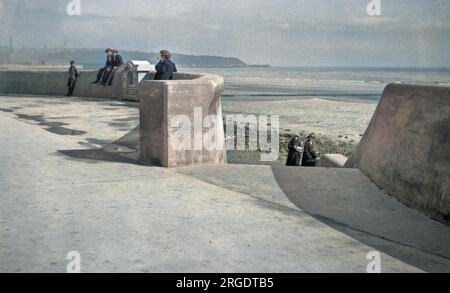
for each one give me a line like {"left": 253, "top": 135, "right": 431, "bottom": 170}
{"left": 346, "top": 84, "right": 450, "bottom": 224}
{"left": 0, "top": 70, "right": 227, "bottom": 168}
{"left": 0, "top": 70, "right": 122, "bottom": 99}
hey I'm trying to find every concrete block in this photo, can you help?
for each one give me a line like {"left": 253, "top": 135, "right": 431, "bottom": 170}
{"left": 346, "top": 84, "right": 450, "bottom": 224}
{"left": 319, "top": 154, "right": 348, "bottom": 168}
{"left": 139, "top": 73, "right": 227, "bottom": 167}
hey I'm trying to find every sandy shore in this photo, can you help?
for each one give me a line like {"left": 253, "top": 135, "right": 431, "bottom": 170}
{"left": 223, "top": 98, "right": 378, "bottom": 165}
{"left": 223, "top": 97, "right": 377, "bottom": 141}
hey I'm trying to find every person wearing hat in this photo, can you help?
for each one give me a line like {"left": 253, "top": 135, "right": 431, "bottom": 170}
{"left": 93, "top": 48, "right": 113, "bottom": 84}
{"left": 154, "top": 50, "right": 177, "bottom": 80}
{"left": 66, "top": 60, "right": 80, "bottom": 96}
{"left": 301, "top": 133, "right": 320, "bottom": 167}
{"left": 102, "top": 49, "right": 124, "bottom": 86}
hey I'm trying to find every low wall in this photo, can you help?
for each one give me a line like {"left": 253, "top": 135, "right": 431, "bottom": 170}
{"left": 0, "top": 69, "right": 227, "bottom": 168}
{"left": 346, "top": 84, "right": 450, "bottom": 224}
{"left": 139, "top": 73, "right": 227, "bottom": 167}
{"left": 0, "top": 70, "right": 122, "bottom": 99}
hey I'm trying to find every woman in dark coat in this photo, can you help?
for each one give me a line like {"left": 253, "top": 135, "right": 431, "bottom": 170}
{"left": 286, "top": 136, "right": 303, "bottom": 166}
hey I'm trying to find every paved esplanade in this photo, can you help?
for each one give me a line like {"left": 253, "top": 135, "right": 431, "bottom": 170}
{"left": 1, "top": 95, "right": 449, "bottom": 273}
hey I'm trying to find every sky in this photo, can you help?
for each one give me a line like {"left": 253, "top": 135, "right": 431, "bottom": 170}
{"left": 1, "top": 0, "right": 449, "bottom": 66}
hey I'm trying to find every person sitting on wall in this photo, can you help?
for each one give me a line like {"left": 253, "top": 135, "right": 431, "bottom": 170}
{"left": 102, "top": 49, "right": 124, "bottom": 86}
{"left": 286, "top": 135, "right": 304, "bottom": 166}
{"left": 92, "top": 48, "right": 113, "bottom": 84}
{"left": 154, "top": 50, "right": 177, "bottom": 80}
{"left": 66, "top": 60, "right": 80, "bottom": 97}
{"left": 301, "top": 133, "right": 320, "bottom": 167}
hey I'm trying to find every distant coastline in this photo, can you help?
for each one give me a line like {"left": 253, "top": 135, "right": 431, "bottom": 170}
{"left": 245, "top": 64, "right": 271, "bottom": 68}
{"left": 0, "top": 47, "right": 249, "bottom": 69}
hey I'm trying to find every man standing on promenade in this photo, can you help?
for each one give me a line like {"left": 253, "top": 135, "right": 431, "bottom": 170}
{"left": 66, "top": 60, "right": 80, "bottom": 97}
{"left": 154, "top": 50, "right": 177, "bottom": 80}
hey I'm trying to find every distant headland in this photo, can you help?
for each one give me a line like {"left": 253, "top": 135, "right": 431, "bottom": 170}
{"left": 0, "top": 47, "right": 268, "bottom": 69}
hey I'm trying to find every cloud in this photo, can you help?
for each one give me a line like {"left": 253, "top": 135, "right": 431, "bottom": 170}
{"left": 1, "top": 0, "right": 449, "bottom": 66}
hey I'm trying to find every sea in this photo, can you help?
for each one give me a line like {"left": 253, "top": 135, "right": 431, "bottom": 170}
{"left": 180, "top": 67, "right": 450, "bottom": 103}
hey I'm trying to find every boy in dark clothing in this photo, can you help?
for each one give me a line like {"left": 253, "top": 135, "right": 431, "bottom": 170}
{"left": 93, "top": 48, "right": 113, "bottom": 84}
{"left": 154, "top": 50, "right": 177, "bottom": 80}
{"left": 102, "top": 49, "right": 124, "bottom": 86}
{"left": 66, "top": 61, "right": 80, "bottom": 97}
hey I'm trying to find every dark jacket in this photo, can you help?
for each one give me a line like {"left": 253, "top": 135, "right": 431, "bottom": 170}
{"left": 112, "top": 55, "right": 124, "bottom": 67}
{"left": 154, "top": 60, "right": 177, "bottom": 80}
{"left": 68, "top": 65, "right": 79, "bottom": 82}
{"left": 105, "top": 55, "right": 113, "bottom": 67}
{"left": 301, "top": 139, "right": 319, "bottom": 167}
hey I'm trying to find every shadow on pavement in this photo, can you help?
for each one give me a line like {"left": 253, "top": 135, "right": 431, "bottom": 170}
{"left": 59, "top": 126, "right": 146, "bottom": 166}
{"left": 270, "top": 166, "right": 450, "bottom": 273}
{"left": 59, "top": 149, "right": 143, "bottom": 165}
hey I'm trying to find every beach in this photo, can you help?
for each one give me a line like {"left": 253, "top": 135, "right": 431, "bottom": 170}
{"left": 223, "top": 97, "right": 377, "bottom": 141}
{"left": 223, "top": 97, "right": 377, "bottom": 165}
{"left": 182, "top": 66, "right": 450, "bottom": 165}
